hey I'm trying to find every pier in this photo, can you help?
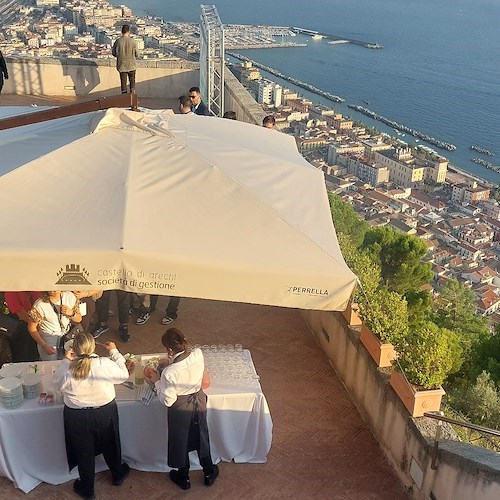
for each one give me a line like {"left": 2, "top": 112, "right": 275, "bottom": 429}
{"left": 292, "top": 27, "right": 383, "bottom": 49}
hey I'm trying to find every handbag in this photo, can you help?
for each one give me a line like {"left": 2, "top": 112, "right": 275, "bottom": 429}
{"left": 57, "top": 323, "right": 84, "bottom": 359}
{"left": 0, "top": 314, "right": 21, "bottom": 339}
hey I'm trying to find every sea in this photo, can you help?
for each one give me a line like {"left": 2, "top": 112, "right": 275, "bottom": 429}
{"left": 124, "top": 0, "right": 500, "bottom": 184}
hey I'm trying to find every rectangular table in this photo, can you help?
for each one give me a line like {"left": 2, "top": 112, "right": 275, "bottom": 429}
{"left": 0, "top": 350, "right": 272, "bottom": 493}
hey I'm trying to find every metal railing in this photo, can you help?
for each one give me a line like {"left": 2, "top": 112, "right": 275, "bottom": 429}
{"left": 424, "top": 411, "right": 500, "bottom": 469}
{"left": 0, "top": 93, "right": 138, "bottom": 130}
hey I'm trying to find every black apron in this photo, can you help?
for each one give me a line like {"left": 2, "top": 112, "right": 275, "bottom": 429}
{"left": 167, "top": 351, "right": 211, "bottom": 468}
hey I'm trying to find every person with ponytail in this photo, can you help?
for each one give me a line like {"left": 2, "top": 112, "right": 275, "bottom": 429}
{"left": 52, "top": 332, "right": 130, "bottom": 499}
{"left": 145, "top": 328, "right": 219, "bottom": 491}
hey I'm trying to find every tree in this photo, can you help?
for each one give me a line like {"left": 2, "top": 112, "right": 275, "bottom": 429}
{"left": 361, "top": 226, "right": 432, "bottom": 295}
{"left": 448, "top": 372, "right": 500, "bottom": 430}
{"left": 433, "top": 278, "right": 489, "bottom": 361}
{"left": 328, "top": 193, "right": 367, "bottom": 248}
{"left": 469, "top": 327, "right": 500, "bottom": 386}
{"left": 405, "top": 290, "right": 432, "bottom": 327}
{"left": 337, "top": 233, "right": 380, "bottom": 300}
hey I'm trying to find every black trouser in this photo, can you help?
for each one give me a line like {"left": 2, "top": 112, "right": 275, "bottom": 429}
{"left": 79, "top": 297, "right": 96, "bottom": 333}
{"left": 148, "top": 296, "right": 180, "bottom": 318}
{"left": 96, "top": 291, "right": 130, "bottom": 324}
{"left": 9, "top": 321, "right": 39, "bottom": 362}
{"left": 119, "top": 70, "right": 136, "bottom": 93}
{"left": 64, "top": 400, "right": 125, "bottom": 497}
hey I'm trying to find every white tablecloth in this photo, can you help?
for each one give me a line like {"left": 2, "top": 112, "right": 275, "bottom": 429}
{"left": 0, "top": 350, "right": 272, "bottom": 493}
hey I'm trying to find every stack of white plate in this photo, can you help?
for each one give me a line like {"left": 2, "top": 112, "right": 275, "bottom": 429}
{"left": 0, "top": 377, "right": 24, "bottom": 409}
{"left": 0, "top": 364, "right": 24, "bottom": 379}
{"left": 21, "top": 373, "right": 42, "bottom": 399}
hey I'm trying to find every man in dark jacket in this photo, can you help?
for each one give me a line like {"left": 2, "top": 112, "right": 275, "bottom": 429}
{"left": 0, "top": 50, "right": 8, "bottom": 94}
{"left": 189, "top": 87, "right": 209, "bottom": 115}
{"left": 112, "top": 25, "right": 138, "bottom": 94}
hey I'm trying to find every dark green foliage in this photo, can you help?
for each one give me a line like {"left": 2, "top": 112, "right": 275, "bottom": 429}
{"left": 448, "top": 372, "right": 500, "bottom": 430}
{"left": 328, "top": 193, "right": 367, "bottom": 248}
{"left": 433, "top": 278, "right": 490, "bottom": 362}
{"left": 470, "top": 328, "right": 500, "bottom": 387}
{"left": 361, "top": 226, "right": 433, "bottom": 295}
{"left": 397, "top": 321, "right": 461, "bottom": 389}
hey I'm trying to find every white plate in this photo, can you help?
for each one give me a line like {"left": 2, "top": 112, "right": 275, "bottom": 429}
{"left": 0, "top": 365, "right": 24, "bottom": 378}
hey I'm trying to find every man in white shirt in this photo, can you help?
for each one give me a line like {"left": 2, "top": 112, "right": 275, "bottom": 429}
{"left": 178, "top": 95, "right": 194, "bottom": 115}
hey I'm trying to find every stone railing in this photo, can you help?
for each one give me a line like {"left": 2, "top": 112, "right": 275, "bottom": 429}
{"left": 3, "top": 56, "right": 265, "bottom": 126}
{"left": 3, "top": 56, "right": 199, "bottom": 98}
{"left": 301, "top": 310, "right": 500, "bottom": 500}
{"left": 223, "top": 70, "right": 266, "bottom": 126}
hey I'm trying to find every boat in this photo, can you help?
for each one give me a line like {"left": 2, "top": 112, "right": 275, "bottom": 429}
{"left": 363, "top": 99, "right": 369, "bottom": 105}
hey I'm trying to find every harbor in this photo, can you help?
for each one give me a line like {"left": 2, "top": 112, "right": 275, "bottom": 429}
{"left": 291, "top": 27, "right": 383, "bottom": 49}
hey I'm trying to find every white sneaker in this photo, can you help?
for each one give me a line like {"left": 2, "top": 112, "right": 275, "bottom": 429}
{"left": 136, "top": 312, "right": 150, "bottom": 325}
{"left": 161, "top": 315, "right": 175, "bottom": 325}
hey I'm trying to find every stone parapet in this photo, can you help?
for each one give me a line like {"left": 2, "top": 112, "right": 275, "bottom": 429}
{"left": 301, "top": 309, "right": 500, "bottom": 500}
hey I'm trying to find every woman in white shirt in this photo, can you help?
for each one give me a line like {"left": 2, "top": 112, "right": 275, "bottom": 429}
{"left": 52, "top": 332, "right": 130, "bottom": 499}
{"left": 146, "top": 328, "right": 219, "bottom": 491}
{"left": 28, "top": 291, "right": 82, "bottom": 361}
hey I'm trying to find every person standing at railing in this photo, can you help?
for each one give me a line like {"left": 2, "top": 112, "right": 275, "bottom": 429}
{"left": 112, "top": 25, "right": 138, "bottom": 95}
{"left": 0, "top": 50, "right": 8, "bottom": 94}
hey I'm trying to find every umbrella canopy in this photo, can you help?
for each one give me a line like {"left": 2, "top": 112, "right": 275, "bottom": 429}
{"left": 0, "top": 108, "right": 356, "bottom": 310}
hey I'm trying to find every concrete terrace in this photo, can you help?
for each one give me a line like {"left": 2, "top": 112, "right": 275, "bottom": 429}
{"left": 0, "top": 92, "right": 406, "bottom": 499}
{"left": 0, "top": 297, "right": 407, "bottom": 500}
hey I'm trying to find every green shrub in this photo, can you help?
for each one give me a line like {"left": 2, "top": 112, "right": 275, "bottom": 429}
{"left": 397, "top": 321, "right": 459, "bottom": 389}
{"left": 358, "top": 287, "right": 409, "bottom": 345}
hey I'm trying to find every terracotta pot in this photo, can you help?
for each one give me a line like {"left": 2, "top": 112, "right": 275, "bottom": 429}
{"left": 359, "top": 324, "right": 396, "bottom": 368}
{"left": 341, "top": 302, "right": 362, "bottom": 327}
{"left": 390, "top": 370, "right": 445, "bottom": 418}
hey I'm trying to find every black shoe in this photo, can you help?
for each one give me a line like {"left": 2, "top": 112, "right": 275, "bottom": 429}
{"left": 112, "top": 463, "right": 130, "bottom": 486}
{"left": 169, "top": 469, "right": 191, "bottom": 490}
{"left": 119, "top": 324, "right": 130, "bottom": 342}
{"left": 73, "top": 479, "right": 95, "bottom": 499}
{"left": 93, "top": 323, "right": 109, "bottom": 338}
{"left": 204, "top": 464, "right": 219, "bottom": 486}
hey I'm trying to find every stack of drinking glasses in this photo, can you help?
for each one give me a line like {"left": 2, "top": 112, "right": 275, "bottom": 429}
{"left": 196, "top": 344, "right": 260, "bottom": 387}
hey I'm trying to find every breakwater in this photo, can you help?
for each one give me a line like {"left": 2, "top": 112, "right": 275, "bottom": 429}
{"left": 471, "top": 158, "right": 500, "bottom": 174}
{"left": 228, "top": 52, "right": 345, "bottom": 103}
{"left": 347, "top": 104, "right": 456, "bottom": 152}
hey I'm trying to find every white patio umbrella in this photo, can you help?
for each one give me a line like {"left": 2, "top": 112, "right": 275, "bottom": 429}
{"left": 0, "top": 108, "right": 356, "bottom": 310}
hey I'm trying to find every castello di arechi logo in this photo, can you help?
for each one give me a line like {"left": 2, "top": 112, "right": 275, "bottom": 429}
{"left": 55, "top": 264, "right": 92, "bottom": 285}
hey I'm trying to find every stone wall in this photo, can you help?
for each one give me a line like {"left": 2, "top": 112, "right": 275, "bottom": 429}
{"left": 301, "top": 310, "right": 500, "bottom": 500}
{"left": 3, "top": 57, "right": 199, "bottom": 98}
{"left": 224, "top": 70, "right": 266, "bottom": 126}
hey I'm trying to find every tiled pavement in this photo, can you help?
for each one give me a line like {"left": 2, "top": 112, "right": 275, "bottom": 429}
{"left": 1, "top": 96, "right": 407, "bottom": 499}
{"left": 0, "top": 297, "right": 408, "bottom": 500}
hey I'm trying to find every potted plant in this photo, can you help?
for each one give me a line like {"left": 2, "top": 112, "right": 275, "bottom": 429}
{"left": 390, "top": 321, "right": 457, "bottom": 417}
{"left": 357, "top": 287, "right": 409, "bottom": 368}
{"left": 341, "top": 299, "right": 362, "bottom": 327}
